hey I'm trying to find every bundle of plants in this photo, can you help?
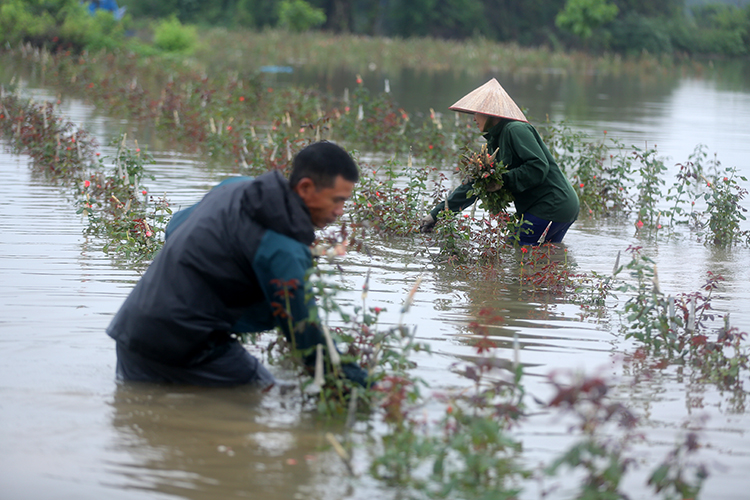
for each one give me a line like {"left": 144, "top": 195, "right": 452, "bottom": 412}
{"left": 457, "top": 144, "right": 514, "bottom": 214}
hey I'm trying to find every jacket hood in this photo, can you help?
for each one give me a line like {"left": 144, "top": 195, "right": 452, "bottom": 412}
{"left": 241, "top": 171, "right": 316, "bottom": 246}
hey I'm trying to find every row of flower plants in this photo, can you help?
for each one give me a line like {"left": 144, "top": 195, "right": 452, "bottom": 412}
{"left": 5, "top": 44, "right": 749, "bottom": 249}
{"left": 3, "top": 87, "right": 742, "bottom": 500}
{"left": 3, "top": 46, "right": 749, "bottom": 498}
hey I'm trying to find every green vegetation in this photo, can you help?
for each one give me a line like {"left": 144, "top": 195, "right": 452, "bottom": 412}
{"left": 0, "top": 0, "right": 126, "bottom": 52}
{"left": 1, "top": 0, "right": 748, "bottom": 57}
{"left": 152, "top": 15, "right": 196, "bottom": 54}
{"left": 278, "top": 0, "right": 326, "bottom": 33}
{"left": 117, "top": 0, "right": 750, "bottom": 57}
{"left": 556, "top": 0, "right": 620, "bottom": 40}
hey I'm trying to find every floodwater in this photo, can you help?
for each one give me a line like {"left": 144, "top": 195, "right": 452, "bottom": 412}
{"left": 2, "top": 70, "right": 750, "bottom": 500}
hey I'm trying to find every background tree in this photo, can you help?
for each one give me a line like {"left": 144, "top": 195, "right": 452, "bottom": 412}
{"left": 107, "top": 0, "right": 750, "bottom": 57}
{"left": 482, "top": 0, "right": 565, "bottom": 46}
{"left": 279, "top": 0, "right": 327, "bottom": 32}
{"left": 555, "top": 0, "right": 619, "bottom": 40}
{"left": 387, "top": 0, "right": 487, "bottom": 39}
{"left": 309, "top": 0, "right": 354, "bottom": 32}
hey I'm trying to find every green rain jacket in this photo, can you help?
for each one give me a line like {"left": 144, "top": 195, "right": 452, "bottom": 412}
{"left": 430, "top": 119, "right": 579, "bottom": 222}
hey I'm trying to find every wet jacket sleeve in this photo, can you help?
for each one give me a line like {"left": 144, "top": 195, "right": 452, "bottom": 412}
{"left": 429, "top": 182, "right": 478, "bottom": 220}
{"left": 252, "top": 231, "right": 322, "bottom": 352}
{"left": 501, "top": 125, "right": 550, "bottom": 193}
{"left": 252, "top": 231, "right": 368, "bottom": 386}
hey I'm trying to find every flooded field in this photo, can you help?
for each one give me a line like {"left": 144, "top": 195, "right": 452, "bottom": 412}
{"left": 1, "top": 83, "right": 750, "bottom": 499}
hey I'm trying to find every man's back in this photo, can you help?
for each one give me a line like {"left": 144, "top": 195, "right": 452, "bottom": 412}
{"left": 106, "top": 171, "right": 315, "bottom": 366}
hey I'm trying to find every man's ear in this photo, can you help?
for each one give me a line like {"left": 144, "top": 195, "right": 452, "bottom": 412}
{"left": 293, "top": 177, "right": 317, "bottom": 200}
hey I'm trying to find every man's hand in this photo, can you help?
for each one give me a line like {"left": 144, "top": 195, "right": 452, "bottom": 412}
{"left": 419, "top": 214, "right": 436, "bottom": 233}
{"left": 486, "top": 181, "right": 502, "bottom": 192}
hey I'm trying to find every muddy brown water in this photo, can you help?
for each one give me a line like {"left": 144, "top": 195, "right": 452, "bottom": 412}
{"left": 1, "top": 83, "right": 749, "bottom": 499}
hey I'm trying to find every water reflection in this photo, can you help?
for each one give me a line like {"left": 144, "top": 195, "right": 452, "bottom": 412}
{"left": 109, "top": 383, "right": 346, "bottom": 500}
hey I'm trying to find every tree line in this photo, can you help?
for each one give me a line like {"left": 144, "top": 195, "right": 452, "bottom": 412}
{"left": 117, "top": 0, "right": 750, "bottom": 56}
{"left": 2, "top": 0, "right": 750, "bottom": 57}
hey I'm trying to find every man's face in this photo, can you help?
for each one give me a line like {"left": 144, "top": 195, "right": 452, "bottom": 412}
{"left": 295, "top": 175, "right": 355, "bottom": 228}
{"left": 473, "top": 113, "right": 492, "bottom": 132}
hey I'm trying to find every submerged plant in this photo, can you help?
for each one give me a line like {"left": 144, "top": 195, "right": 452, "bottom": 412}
{"left": 77, "top": 134, "right": 170, "bottom": 262}
{"left": 698, "top": 166, "right": 750, "bottom": 246}
{"left": 371, "top": 308, "right": 529, "bottom": 499}
{"left": 616, "top": 246, "right": 676, "bottom": 352}
{"left": 349, "top": 155, "right": 433, "bottom": 237}
{"left": 616, "top": 248, "right": 749, "bottom": 392}
{"left": 545, "top": 370, "right": 640, "bottom": 499}
{"left": 648, "top": 430, "right": 709, "bottom": 500}
{"left": 665, "top": 144, "right": 710, "bottom": 230}
{"left": 543, "top": 124, "right": 633, "bottom": 217}
{"left": 632, "top": 144, "right": 668, "bottom": 232}
{"left": 1, "top": 94, "right": 170, "bottom": 262}
{"left": 544, "top": 370, "right": 708, "bottom": 500}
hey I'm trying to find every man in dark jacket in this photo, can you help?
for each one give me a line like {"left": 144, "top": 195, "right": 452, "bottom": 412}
{"left": 107, "top": 141, "right": 367, "bottom": 388}
{"left": 420, "top": 79, "right": 579, "bottom": 244}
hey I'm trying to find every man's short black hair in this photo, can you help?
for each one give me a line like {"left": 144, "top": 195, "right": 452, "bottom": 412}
{"left": 289, "top": 141, "right": 359, "bottom": 189}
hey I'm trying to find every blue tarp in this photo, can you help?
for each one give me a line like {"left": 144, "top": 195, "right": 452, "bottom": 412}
{"left": 86, "top": 0, "right": 126, "bottom": 20}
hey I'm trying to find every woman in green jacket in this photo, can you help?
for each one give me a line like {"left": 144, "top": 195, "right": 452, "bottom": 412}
{"left": 420, "top": 78, "right": 579, "bottom": 245}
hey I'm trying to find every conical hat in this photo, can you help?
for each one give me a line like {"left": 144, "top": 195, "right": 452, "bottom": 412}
{"left": 448, "top": 78, "right": 527, "bottom": 122}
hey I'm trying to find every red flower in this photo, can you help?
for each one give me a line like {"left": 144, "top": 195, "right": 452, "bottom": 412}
{"left": 636, "top": 220, "right": 644, "bottom": 229}
{"left": 84, "top": 180, "right": 90, "bottom": 188}
{"left": 142, "top": 190, "right": 147, "bottom": 195}
{"left": 428, "top": 145, "right": 433, "bottom": 149}
{"left": 226, "top": 126, "right": 232, "bottom": 131}
{"left": 579, "top": 183, "right": 584, "bottom": 188}
{"left": 239, "top": 96, "right": 245, "bottom": 101}
{"left": 521, "top": 247, "right": 528, "bottom": 253}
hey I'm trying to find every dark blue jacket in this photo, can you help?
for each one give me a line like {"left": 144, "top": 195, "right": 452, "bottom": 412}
{"left": 107, "top": 171, "right": 366, "bottom": 384}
